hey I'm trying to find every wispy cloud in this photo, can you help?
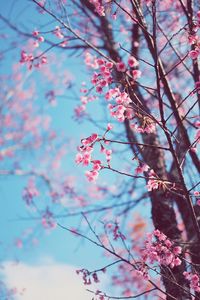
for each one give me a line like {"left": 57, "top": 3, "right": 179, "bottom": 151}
{"left": 1, "top": 260, "right": 97, "bottom": 300}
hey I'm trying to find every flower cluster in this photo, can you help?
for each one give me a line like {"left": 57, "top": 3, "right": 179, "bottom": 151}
{"left": 130, "top": 114, "right": 156, "bottom": 133}
{"left": 106, "top": 222, "right": 126, "bottom": 241}
{"left": 94, "top": 290, "right": 107, "bottom": 300}
{"left": 142, "top": 229, "right": 182, "bottom": 268}
{"left": 194, "top": 190, "right": 200, "bottom": 206}
{"left": 76, "top": 268, "right": 100, "bottom": 285}
{"left": 106, "top": 88, "right": 132, "bottom": 122}
{"left": 183, "top": 271, "right": 200, "bottom": 293}
{"left": 146, "top": 169, "right": 169, "bottom": 192}
{"left": 106, "top": 89, "right": 155, "bottom": 132}
{"left": 76, "top": 134, "right": 101, "bottom": 182}
{"left": 188, "top": 11, "right": 200, "bottom": 60}
{"left": 146, "top": 169, "right": 160, "bottom": 191}
{"left": 22, "top": 179, "right": 39, "bottom": 205}
{"left": 75, "top": 54, "right": 144, "bottom": 125}
{"left": 135, "top": 163, "right": 150, "bottom": 174}
{"left": 134, "top": 264, "right": 150, "bottom": 281}
{"left": 85, "top": 160, "right": 101, "bottom": 182}
{"left": 32, "top": 30, "right": 45, "bottom": 47}
{"left": 76, "top": 130, "right": 113, "bottom": 182}
{"left": 20, "top": 30, "right": 47, "bottom": 69}
{"left": 91, "top": 58, "right": 113, "bottom": 93}
{"left": 88, "top": 0, "right": 105, "bottom": 16}
{"left": 41, "top": 208, "right": 56, "bottom": 230}
{"left": 116, "top": 56, "right": 139, "bottom": 76}
{"left": 20, "top": 49, "right": 47, "bottom": 69}
{"left": 53, "top": 26, "right": 64, "bottom": 39}
{"left": 20, "top": 50, "right": 34, "bottom": 65}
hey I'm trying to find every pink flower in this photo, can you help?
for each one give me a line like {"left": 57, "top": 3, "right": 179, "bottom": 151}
{"left": 184, "top": 272, "right": 200, "bottom": 292}
{"left": 92, "top": 160, "right": 101, "bottom": 171}
{"left": 174, "top": 257, "right": 182, "bottom": 266}
{"left": 112, "top": 13, "right": 117, "bottom": 20}
{"left": 88, "top": 0, "right": 105, "bottom": 16}
{"left": 41, "top": 209, "right": 56, "bottom": 230}
{"left": 106, "top": 61, "right": 113, "bottom": 69}
{"left": 147, "top": 179, "right": 159, "bottom": 191}
{"left": 96, "top": 85, "right": 103, "bottom": 93}
{"left": 41, "top": 56, "right": 47, "bottom": 64}
{"left": 116, "top": 61, "right": 126, "bottom": 72}
{"left": 75, "top": 153, "right": 83, "bottom": 164}
{"left": 135, "top": 164, "right": 149, "bottom": 174}
{"left": 54, "top": 26, "right": 64, "bottom": 39}
{"left": 96, "top": 58, "right": 104, "bottom": 66}
{"left": 107, "top": 123, "right": 113, "bottom": 131}
{"left": 128, "top": 56, "right": 139, "bottom": 67}
{"left": 173, "top": 246, "right": 182, "bottom": 255}
{"left": 32, "top": 30, "right": 39, "bottom": 36}
{"left": 132, "top": 70, "right": 141, "bottom": 80}
{"left": 20, "top": 50, "right": 33, "bottom": 63}
{"left": 38, "top": 36, "right": 44, "bottom": 42}
{"left": 189, "top": 50, "right": 199, "bottom": 59}
{"left": 85, "top": 170, "right": 99, "bottom": 182}
{"left": 142, "top": 231, "right": 182, "bottom": 269}
{"left": 194, "top": 191, "right": 200, "bottom": 196}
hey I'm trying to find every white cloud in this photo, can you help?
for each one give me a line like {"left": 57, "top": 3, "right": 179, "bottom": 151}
{"left": 1, "top": 260, "right": 98, "bottom": 300}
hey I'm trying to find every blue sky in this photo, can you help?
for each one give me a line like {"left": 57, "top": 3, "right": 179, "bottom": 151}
{"left": 0, "top": 1, "right": 110, "bottom": 298}
{"left": 0, "top": 1, "right": 153, "bottom": 299}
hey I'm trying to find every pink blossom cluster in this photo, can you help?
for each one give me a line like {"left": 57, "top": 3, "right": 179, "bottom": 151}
{"left": 74, "top": 83, "right": 98, "bottom": 118}
{"left": 183, "top": 271, "right": 200, "bottom": 293}
{"left": 76, "top": 133, "right": 99, "bottom": 166}
{"left": 22, "top": 179, "right": 39, "bottom": 205}
{"left": 20, "top": 50, "right": 34, "bottom": 64}
{"left": 91, "top": 58, "right": 113, "bottom": 93}
{"left": 94, "top": 290, "right": 107, "bottom": 300}
{"left": 101, "top": 145, "right": 112, "bottom": 165}
{"left": 194, "top": 191, "right": 200, "bottom": 206}
{"left": 32, "top": 30, "right": 45, "bottom": 47}
{"left": 76, "top": 130, "right": 113, "bottom": 182}
{"left": 41, "top": 208, "right": 56, "bottom": 230}
{"left": 146, "top": 169, "right": 166, "bottom": 191}
{"left": 76, "top": 145, "right": 93, "bottom": 166}
{"left": 53, "top": 26, "right": 64, "bottom": 39}
{"left": 76, "top": 133, "right": 101, "bottom": 182}
{"left": 20, "top": 30, "right": 47, "bottom": 69}
{"left": 135, "top": 163, "right": 150, "bottom": 174}
{"left": 106, "top": 88, "right": 154, "bottom": 132}
{"left": 147, "top": 170, "right": 159, "bottom": 191}
{"left": 88, "top": 0, "right": 105, "bottom": 16}
{"left": 76, "top": 54, "right": 142, "bottom": 123}
{"left": 188, "top": 11, "right": 200, "bottom": 60}
{"left": 76, "top": 268, "right": 100, "bottom": 285}
{"left": 20, "top": 50, "right": 47, "bottom": 69}
{"left": 189, "top": 49, "right": 200, "bottom": 60}
{"left": 106, "top": 88, "right": 132, "bottom": 122}
{"left": 112, "top": 262, "right": 149, "bottom": 296}
{"left": 116, "top": 56, "right": 140, "bottom": 80}
{"left": 142, "top": 229, "right": 182, "bottom": 268}
{"left": 74, "top": 104, "right": 87, "bottom": 119}
{"left": 106, "top": 222, "right": 126, "bottom": 241}
{"left": 84, "top": 52, "right": 99, "bottom": 69}
{"left": 116, "top": 57, "right": 141, "bottom": 82}
{"left": 134, "top": 264, "right": 150, "bottom": 281}
{"left": 130, "top": 120, "right": 156, "bottom": 134}
{"left": 36, "top": 0, "right": 46, "bottom": 14}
